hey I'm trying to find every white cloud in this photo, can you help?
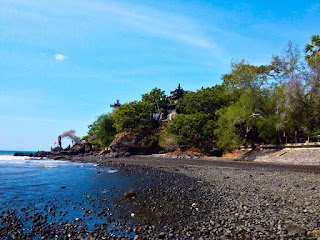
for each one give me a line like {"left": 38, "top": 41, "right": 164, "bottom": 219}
{"left": 55, "top": 53, "right": 67, "bottom": 61}
{"left": 96, "top": 2, "right": 220, "bottom": 53}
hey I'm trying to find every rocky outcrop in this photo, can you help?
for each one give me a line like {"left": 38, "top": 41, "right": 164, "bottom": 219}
{"left": 34, "top": 151, "right": 51, "bottom": 157}
{"left": 60, "top": 143, "right": 92, "bottom": 156}
{"left": 24, "top": 143, "right": 94, "bottom": 159}
{"left": 14, "top": 152, "right": 34, "bottom": 157}
{"left": 109, "top": 131, "right": 162, "bottom": 156}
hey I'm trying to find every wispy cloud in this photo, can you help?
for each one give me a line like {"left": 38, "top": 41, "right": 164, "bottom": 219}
{"left": 55, "top": 53, "right": 67, "bottom": 61}
{"left": 306, "top": 3, "right": 320, "bottom": 14}
{"left": 2, "top": 0, "right": 224, "bottom": 60}
{"left": 86, "top": 1, "right": 221, "bottom": 55}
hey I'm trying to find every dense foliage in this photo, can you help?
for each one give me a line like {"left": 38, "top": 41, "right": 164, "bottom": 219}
{"left": 84, "top": 35, "right": 320, "bottom": 153}
{"left": 112, "top": 101, "right": 158, "bottom": 132}
{"left": 142, "top": 88, "right": 167, "bottom": 114}
{"left": 82, "top": 114, "right": 116, "bottom": 148}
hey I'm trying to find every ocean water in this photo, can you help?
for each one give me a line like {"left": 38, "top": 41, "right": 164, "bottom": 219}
{"left": 0, "top": 151, "right": 140, "bottom": 236}
{"left": 0, "top": 150, "right": 36, "bottom": 155}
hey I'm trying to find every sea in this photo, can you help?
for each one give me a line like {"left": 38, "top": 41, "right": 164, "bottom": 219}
{"left": 0, "top": 150, "right": 140, "bottom": 237}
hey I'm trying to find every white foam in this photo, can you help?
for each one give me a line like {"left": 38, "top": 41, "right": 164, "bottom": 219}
{"left": 0, "top": 155, "right": 67, "bottom": 167}
{"left": 0, "top": 155, "right": 114, "bottom": 171}
{"left": 0, "top": 155, "right": 33, "bottom": 161}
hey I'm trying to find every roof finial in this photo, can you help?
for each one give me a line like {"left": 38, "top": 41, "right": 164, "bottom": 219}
{"left": 110, "top": 99, "right": 121, "bottom": 108}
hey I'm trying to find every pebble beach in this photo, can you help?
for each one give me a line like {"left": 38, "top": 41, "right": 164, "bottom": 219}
{"left": 71, "top": 154, "right": 320, "bottom": 239}
{"left": 1, "top": 153, "right": 320, "bottom": 239}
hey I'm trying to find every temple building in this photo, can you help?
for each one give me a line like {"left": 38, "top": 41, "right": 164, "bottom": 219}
{"left": 110, "top": 84, "right": 186, "bottom": 124}
{"left": 162, "top": 83, "right": 186, "bottom": 122}
{"left": 110, "top": 99, "right": 121, "bottom": 108}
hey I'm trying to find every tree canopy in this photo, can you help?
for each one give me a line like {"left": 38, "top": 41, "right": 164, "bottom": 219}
{"left": 142, "top": 88, "right": 167, "bottom": 114}
{"left": 112, "top": 101, "right": 157, "bottom": 132}
{"left": 84, "top": 114, "right": 116, "bottom": 147}
{"left": 85, "top": 35, "right": 320, "bottom": 153}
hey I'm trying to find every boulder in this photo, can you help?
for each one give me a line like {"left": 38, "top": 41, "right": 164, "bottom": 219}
{"left": 124, "top": 189, "right": 136, "bottom": 199}
{"left": 123, "top": 152, "right": 131, "bottom": 157}
{"left": 109, "top": 131, "right": 142, "bottom": 155}
{"left": 70, "top": 144, "right": 85, "bottom": 154}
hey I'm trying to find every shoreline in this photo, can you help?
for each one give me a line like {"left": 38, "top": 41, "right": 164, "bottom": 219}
{"left": 2, "top": 154, "right": 320, "bottom": 239}
{"left": 69, "top": 154, "right": 320, "bottom": 174}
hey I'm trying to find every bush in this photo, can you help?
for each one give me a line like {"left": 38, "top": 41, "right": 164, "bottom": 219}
{"left": 158, "top": 130, "right": 179, "bottom": 152}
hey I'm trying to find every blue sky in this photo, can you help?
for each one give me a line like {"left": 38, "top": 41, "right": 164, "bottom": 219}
{"left": 1, "top": 0, "right": 320, "bottom": 151}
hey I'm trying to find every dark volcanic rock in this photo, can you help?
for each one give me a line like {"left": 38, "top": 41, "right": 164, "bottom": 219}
{"left": 34, "top": 143, "right": 94, "bottom": 159}
{"left": 124, "top": 189, "right": 136, "bottom": 199}
{"left": 109, "top": 131, "right": 162, "bottom": 156}
{"left": 99, "top": 149, "right": 108, "bottom": 155}
{"left": 34, "top": 151, "right": 51, "bottom": 157}
{"left": 14, "top": 152, "right": 33, "bottom": 157}
{"left": 51, "top": 146, "right": 63, "bottom": 152}
{"left": 54, "top": 156, "right": 71, "bottom": 160}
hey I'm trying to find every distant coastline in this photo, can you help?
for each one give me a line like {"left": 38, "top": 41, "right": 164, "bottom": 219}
{"left": 0, "top": 150, "right": 36, "bottom": 155}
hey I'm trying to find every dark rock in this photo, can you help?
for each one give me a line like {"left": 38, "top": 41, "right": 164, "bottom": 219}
{"left": 285, "top": 224, "right": 306, "bottom": 236}
{"left": 159, "top": 232, "right": 166, "bottom": 239}
{"left": 54, "top": 156, "right": 70, "bottom": 160}
{"left": 99, "top": 149, "right": 108, "bottom": 155}
{"left": 34, "top": 151, "right": 51, "bottom": 157}
{"left": 111, "top": 152, "right": 119, "bottom": 158}
{"left": 14, "top": 152, "right": 33, "bottom": 157}
{"left": 124, "top": 189, "right": 136, "bottom": 199}
{"left": 85, "top": 143, "right": 92, "bottom": 152}
{"left": 123, "top": 152, "right": 131, "bottom": 157}
{"left": 109, "top": 131, "right": 162, "bottom": 155}
{"left": 51, "top": 146, "right": 63, "bottom": 152}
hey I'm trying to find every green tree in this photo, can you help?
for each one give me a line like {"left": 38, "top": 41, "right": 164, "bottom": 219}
{"left": 167, "top": 113, "right": 215, "bottom": 151}
{"left": 214, "top": 60, "right": 276, "bottom": 149}
{"left": 304, "top": 36, "right": 320, "bottom": 136}
{"left": 86, "top": 114, "right": 116, "bottom": 147}
{"left": 214, "top": 104, "right": 245, "bottom": 151}
{"left": 112, "top": 101, "right": 157, "bottom": 132}
{"left": 222, "top": 60, "right": 274, "bottom": 107}
{"left": 177, "top": 85, "right": 227, "bottom": 118}
{"left": 305, "top": 35, "right": 320, "bottom": 68}
{"left": 256, "top": 84, "right": 286, "bottom": 144}
{"left": 272, "top": 42, "right": 311, "bottom": 142}
{"left": 142, "top": 88, "right": 166, "bottom": 114}
{"left": 166, "top": 85, "right": 228, "bottom": 152}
